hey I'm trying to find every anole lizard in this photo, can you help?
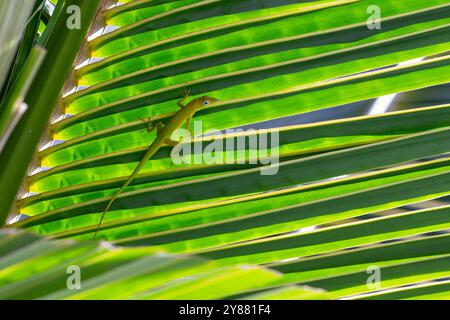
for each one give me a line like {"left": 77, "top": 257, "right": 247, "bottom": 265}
{"left": 93, "top": 90, "right": 219, "bottom": 239}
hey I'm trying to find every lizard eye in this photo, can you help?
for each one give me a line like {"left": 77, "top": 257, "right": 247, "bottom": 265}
{"left": 203, "top": 100, "right": 210, "bottom": 106}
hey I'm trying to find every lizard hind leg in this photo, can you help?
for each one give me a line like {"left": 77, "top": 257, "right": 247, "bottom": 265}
{"left": 140, "top": 118, "right": 164, "bottom": 135}
{"left": 139, "top": 116, "right": 155, "bottom": 133}
{"left": 164, "top": 139, "right": 180, "bottom": 147}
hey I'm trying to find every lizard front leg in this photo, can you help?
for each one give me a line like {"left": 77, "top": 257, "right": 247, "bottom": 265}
{"left": 177, "top": 89, "right": 191, "bottom": 109}
{"left": 155, "top": 122, "right": 163, "bottom": 135}
{"left": 185, "top": 116, "right": 193, "bottom": 136}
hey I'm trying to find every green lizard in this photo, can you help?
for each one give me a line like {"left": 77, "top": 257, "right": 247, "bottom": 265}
{"left": 93, "top": 90, "right": 219, "bottom": 239}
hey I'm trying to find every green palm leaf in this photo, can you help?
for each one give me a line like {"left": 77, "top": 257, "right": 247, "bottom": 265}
{"left": 1, "top": 0, "right": 449, "bottom": 300}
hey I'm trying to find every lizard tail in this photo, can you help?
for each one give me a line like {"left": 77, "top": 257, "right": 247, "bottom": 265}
{"left": 92, "top": 162, "right": 148, "bottom": 239}
{"left": 92, "top": 184, "right": 127, "bottom": 240}
{"left": 92, "top": 143, "right": 160, "bottom": 239}
{"left": 92, "top": 146, "right": 155, "bottom": 240}
{"left": 92, "top": 199, "right": 114, "bottom": 240}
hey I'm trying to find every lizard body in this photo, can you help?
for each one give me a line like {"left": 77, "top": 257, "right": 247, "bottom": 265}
{"left": 93, "top": 93, "right": 219, "bottom": 239}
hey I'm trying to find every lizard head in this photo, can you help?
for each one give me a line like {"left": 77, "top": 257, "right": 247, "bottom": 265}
{"left": 197, "top": 96, "right": 220, "bottom": 109}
